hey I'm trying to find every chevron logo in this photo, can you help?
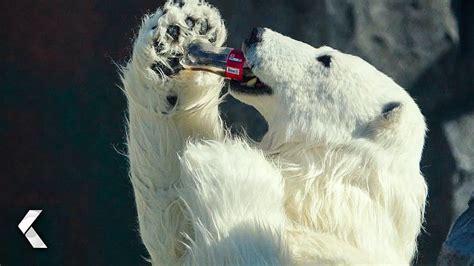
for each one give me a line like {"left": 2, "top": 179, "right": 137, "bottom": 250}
{"left": 18, "top": 210, "right": 47, "bottom": 249}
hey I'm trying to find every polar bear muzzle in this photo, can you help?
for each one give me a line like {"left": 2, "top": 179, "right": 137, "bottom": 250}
{"left": 228, "top": 27, "right": 272, "bottom": 95}
{"left": 228, "top": 78, "right": 273, "bottom": 95}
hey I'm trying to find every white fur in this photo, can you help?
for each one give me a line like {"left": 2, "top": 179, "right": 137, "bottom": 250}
{"left": 122, "top": 1, "right": 428, "bottom": 265}
{"left": 178, "top": 140, "right": 291, "bottom": 265}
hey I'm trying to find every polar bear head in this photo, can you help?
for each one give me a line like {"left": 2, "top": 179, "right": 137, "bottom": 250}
{"left": 230, "top": 28, "right": 426, "bottom": 165}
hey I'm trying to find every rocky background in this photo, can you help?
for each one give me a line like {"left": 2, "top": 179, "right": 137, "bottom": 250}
{"left": 0, "top": 0, "right": 472, "bottom": 265}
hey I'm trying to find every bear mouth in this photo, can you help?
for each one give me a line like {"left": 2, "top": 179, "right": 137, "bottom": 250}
{"left": 228, "top": 76, "right": 272, "bottom": 95}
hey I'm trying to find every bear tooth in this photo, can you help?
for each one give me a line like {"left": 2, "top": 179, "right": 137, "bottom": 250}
{"left": 246, "top": 78, "right": 257, "bottom": 87}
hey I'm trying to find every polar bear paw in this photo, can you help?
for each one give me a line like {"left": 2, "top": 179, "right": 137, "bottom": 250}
{"left": 132, "top": 0, "right": 226, "bottom": 78}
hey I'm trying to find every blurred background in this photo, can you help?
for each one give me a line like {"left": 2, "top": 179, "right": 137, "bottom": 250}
{"left": 0, "top": 0, "right": 472, "bottom": 265}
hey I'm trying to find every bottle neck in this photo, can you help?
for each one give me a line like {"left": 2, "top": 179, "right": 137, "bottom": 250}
{"left": 181, "top": 40, "right": 254, "bottom": 82}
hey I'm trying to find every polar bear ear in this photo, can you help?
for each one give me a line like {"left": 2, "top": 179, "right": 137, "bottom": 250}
{"left": 362, "top": 102, "right": 404, "bottom": 141}
{"left": 381, "top": 102, "right": 402, "bottom": 120}
{"left": 373, "top": 101, "right": 404, "bottom": 127}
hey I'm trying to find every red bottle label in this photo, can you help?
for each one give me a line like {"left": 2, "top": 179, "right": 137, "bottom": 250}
{"left": 225, "top": 49, "right": 245, "bottom": 81}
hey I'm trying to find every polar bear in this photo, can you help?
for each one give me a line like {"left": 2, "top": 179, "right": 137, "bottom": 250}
{"left": 121, "top": 0, "right": 428, "bottom": 264}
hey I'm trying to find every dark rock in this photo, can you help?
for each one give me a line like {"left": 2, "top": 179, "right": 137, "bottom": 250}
{"left": 444, "top": 113, "right": 474, "bottom": 219}
{"left": 437, "top": 194, "right": 474, "bottom": 265}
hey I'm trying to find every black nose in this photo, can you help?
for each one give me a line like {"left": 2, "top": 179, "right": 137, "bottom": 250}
{"left": 246, "top": 27, "right": 264, "bottom": 45}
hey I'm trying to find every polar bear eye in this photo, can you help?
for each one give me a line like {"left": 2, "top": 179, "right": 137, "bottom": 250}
{"left": 317, "top": 55, "right": 332, "bottom": 68}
